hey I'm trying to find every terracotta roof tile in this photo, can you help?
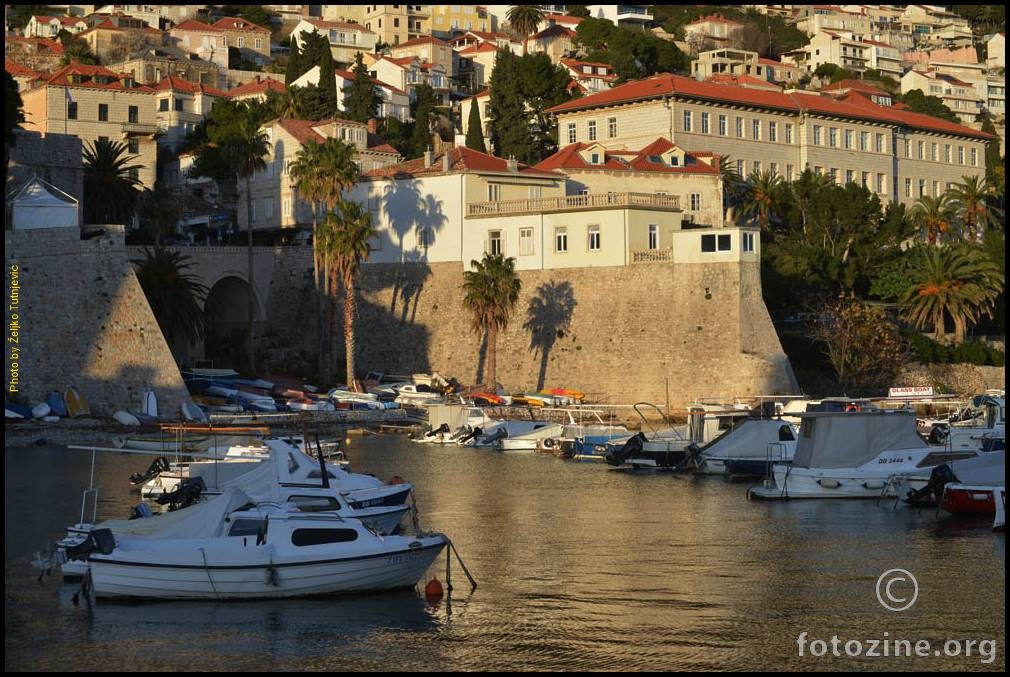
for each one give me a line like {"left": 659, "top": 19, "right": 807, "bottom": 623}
{"left": 363, "top": 146, "right": 562, "bottom": 179}
{"left": 227, "top": 78, "right": 286, "bottom": 97}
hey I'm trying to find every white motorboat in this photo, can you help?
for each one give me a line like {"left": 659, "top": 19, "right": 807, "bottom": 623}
{"left": 413, "top": 404, "right": 499, "bottom": 444}
{"left": 926, "top": 394, "right": 1004, "bottom": 452}
{"left": 748, "top": 409, "right": 982, "bottom": 500}
{"left": 899, "top": 450, "right": 1004, "bottom": 517}
{"left": 693, "top": 417, "right": 798, "bottom": 476}
{"left": 61, "top": 487, "right": 447, "bottom": 600}
{"left": 497, "top": 421, "right": 566, "bottom": 452}
{"left": 393, "top": 383, "right": 444, "bottom": 405}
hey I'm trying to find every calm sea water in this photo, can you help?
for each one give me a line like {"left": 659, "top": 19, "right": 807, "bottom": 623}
{"left": 4, "top": 436, "right": 1005, "bottom": 671}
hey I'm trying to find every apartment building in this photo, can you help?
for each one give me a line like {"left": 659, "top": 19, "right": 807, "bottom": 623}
{"left": 901, "top": 68, "right": 984, "bottom": 125}
{"left": 794, "top": 7, "right": 871, "bottom": 37}
{"left": 77, "top": 19, "right": 165, "bottom": 64}
{"left": 389, "top": 35, "right": 455, "bottom": 82}
{"left": 108, "top": 49, "right": 222, "bottom": 89}
{"left": 429, "top": 5, "right": 494, "bottom": 38}
{"left": 560, "top": 58, "right": 617, "bottom": 94}
{"left": 546, "top": 73, "right": 990, "bottom": 209}
{"left": 692, "top": 49, "right": 771, "bottom": 82}
{"left": 526, "top": 23, "right": 577, "bottom": 61}
{"left": 682, "top": 14, "right": 744, "bottom": 55}
{"left": 585, "top": 5, "right": 652, "bottom": 30}
{"left": 288, "top": 18, "right": 378, "bottom": 67}
{"left": 325, "top": 5, "right": 430, "bottom": 47}
{"left": 24, "top": 14, "right": 89, "bottom": 38}
{"left": 238, "top": 117, "right": 400, "bottom": 235}
{"left": 169, "top": 17, "right": 271, "bottom": 69}
{"left": 369, "top": 55, "right": 449, "bottom": 105}
{"left": 153, "top": 74, "right": 227, "bottom": 153}
{"left": 19, "top": 62, "right": 159, "bottom": 189}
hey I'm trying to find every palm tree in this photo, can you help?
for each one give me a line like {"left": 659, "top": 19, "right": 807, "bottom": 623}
{"left": 289, "top": 137, "right": 360, "bottom": 383}
{"left": 224, "top": 114, "right": 271, "bottom": 374}
{"left": 912, "top": 193, "right": 954, "bottom": 245}
{"left": 718, "top": 155, "right": 744, "bottom": 225}
{"left": 135, "top": 182, "right": 180, "bottom": 245}
{"left": 506, "top": 5, "right": 544, "bottom": 55}
{"left": 899, "top": 244, "right": 1004, "bottom": 343}
{"left": 738, "top": 169, "right": 785, "bottom": 231}
{"left": 132, "top": 247, "right": 209, "bottom": 359}
{"left": 82, "top": 138, "right": 143, "bottom": 225}
{"left": 462, "top": 253, "right": 521, "bottom": 388}
{"left": 949, "top": 175, "right": 1002, "bottom": 243}
{"left": 319, "top": 201, "right": 375, "bottom": 387}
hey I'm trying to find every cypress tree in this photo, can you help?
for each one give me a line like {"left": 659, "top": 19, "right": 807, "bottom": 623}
{"left": 488, "top": 49, "right": 533, "bottom": 162}
{"left": 285, "top": 40, "right": 304, "bottom": 85}
{"left": 344, "top": 52, "right": 381, "bottom": 122}
{"left": 317, "top": 39, "right": 338, "bottom": 117}
{"left": 410, "top": 83, "right": 438, "bottom": 158}
{"left": 465, "top": 96, "right": 486, "bottom": 153}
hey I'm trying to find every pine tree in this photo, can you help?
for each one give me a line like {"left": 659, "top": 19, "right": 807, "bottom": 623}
{"left": 465, "top": 96, "right": 486, "bottom": 153}
{"left": 344, "top": 52, "right": 381, "bottom": 122}
{"left": 488, "top": 49, "right": 533, "bottom": 162}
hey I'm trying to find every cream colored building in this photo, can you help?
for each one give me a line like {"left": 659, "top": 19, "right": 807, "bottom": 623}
{"left": 24, "top": 14, "right": 89, "bottom": 38}
{"left": 693, "top": 49, "right": 770, "bottom": 82}
{"left": 389, "top": 35, "right": 455, "bottom": 81}
{"left": 682, "top": 14, "right": 744, "bottom": 55}
{"left": 19, "top": 62, "right": 159, "bottom": 189}
{"left": 289, "top": 18, "right": 378, "bottom": 67}
{"left": 169, "top": 17, "right": 271, "bottom": 69}
{"left": 348, "top": 145, "right": 727, "bottom": 273}
{"left": 901, "top": 68, "right": 983, "bottom": 126}
{"left": 794, "top": 7, "right": 871, "bottom": 37}
{"left": 153, "top": 74, "right": 227, "bottom": 153}
{"left": 429, "top": 5, "right": 494, "bottom": 38}
{"left": 547, "top": 73, "right": 991, "bottom": 210}
{"left": 238, "top": 117, "right": 401, "bottom": 235}
{"left": 323, "top": 5, "right": 431, "bottom": 47}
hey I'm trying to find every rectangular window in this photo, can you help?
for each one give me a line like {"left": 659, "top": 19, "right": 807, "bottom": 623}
{"left": 519, "top": 227, "right": 534, "bottom": 256}
{"left": 859, "top": 131, "right": 868, "bottom": 151}
{"left": 98, "top": 103, "right": 108, "bottom": 121}
{"left": 127, "top": 137, "right": 139, "bottom": 154}
{"left": 701, "top": 234, "right": 732, "bottom": 252}
{"left": 607, "top": 117, "right": 617, "bottom": 138}
{"left": 555, "top": 226, "right": 567, "bottom": 253}
{"left": 829, "top": 128, "right": 837, "bottom": 147}
{"left": 689, "top": 193, "right": 701, "bottom": 210}
{"left": 255, "top": 38, "right": 262, "bottom": 50}
{"left": 683, "top": 110, "right": 692, "bottom": 133}
{"left": 417, "top": 226, "right": 433, "bottom": 248}
{"left": 845, "top": 169, "right": 854, "bottom": 184}
{"left": 861, "top": 171, "right": 869, "bottom": 188}
{"left": 933, "top": 180, "right": 940, "bottom": 197}
{"left": 488, "top": 229, "right": 502, "bottom": 256}
{"left": 701, "top": 112, "right": 710, "bottom": 134}
{"left": 159, "top": 98, "right": 169, "bottom": 111}
{"left": 931, "top": 143, "right": 937, "bottom": 161}
{"left": 876, "top": 173, "right": 885, "bottom": 194}
{"left": 487, "top": 184, "right": 500, "bottom": 201}
{"left": 128, "top": 105, "right": 139, "bottom": 123}
{"left": 770, "top": 162, "right": 778, "bottom": 176}
{"left": 918, "top": 179, "right": 926, "bottom": 197}
{"left": 785, "top": 123, "right": 793, "bottom": 144}
{"left": 283, "top": 197, "right": 292, "bottom": 217}
{"left": 769, "top": 121, "right": 777, "bottom": 142}
{"left": 587, "top": 225, "right": 600, "bottom": 251}
{"left": 174, "top": 98, "right": 183, "bottom": 111}
{"left": 813, "top": 125, "right": 822, "bottom": 145}
{"left": 265, "top": 200, "right": 274, "bottom": 219}
{"left": 917, "top": 140, "right": 924, "bottom": 159}
{"left": 958, "top": 146, "right": 965, "bottom": 164}
{"left": 753, "top": 159, "right": 761, "bottom": 174}
{"left": 876, "top": 133, "right": 884, "bottom": 153}
{"left": 970, "top": 148, "right": 978, "bottom": 166}
{"left": 587, "top": 120, "right": 597, "bottom": 141}
{"left": 742, "top": 232, "right": 755, "bottom": 252}
{"left": 786, "top": 164, "right": 794, "bottom": 181}
{"left": 736, "top": 159, "right": 744, "bottom": 175}
{"left": 67, "top": 101, "right": 78, "bottom": 120}
{"left": 944, "top": 144, "right": 951, "bottom": 163}
{"left": 567, "top": 122, "right": 576, "bottom": 144}
{"left": 718, "top": 114, "right": 727, "bottom": 136}
{"left": 648, "top": 224, "right": 658, "bottom": 250}
{"left": 905, "top": 178, "right": 912, "bottom": 198}
{"left": 752, "top": 119, "right": 761, "bottom": 140}
{"left": 735, "top": 116, "right": 743, "bottom": 138}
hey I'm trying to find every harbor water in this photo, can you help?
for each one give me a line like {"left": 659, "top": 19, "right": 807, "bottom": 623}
{"left": 4, "top": 436, "right": 1004, "bottom": 671}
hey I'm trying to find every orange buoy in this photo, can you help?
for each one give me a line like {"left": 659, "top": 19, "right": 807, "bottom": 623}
{"left": 424, "top": 577, "right": 444, "bottom": 600}
{"left": 388, "top": 475, "right": 405, "bottom": 485}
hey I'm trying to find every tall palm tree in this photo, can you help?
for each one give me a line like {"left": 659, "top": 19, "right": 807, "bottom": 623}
{"left": 738, "top": 169, "right": 785, "bottom": 231}
{"left": 224, "top": 114, "right": 271, "bottom": 374}
{"left": 82, "top": 138, "right": 143, "bottom": 225}
{"left": 912, "top": 193, "right": 954, "bottom": 245}
{"left": 319, "top": 201, "right": 375, "bottom": 387}
{"left": 135, "top": 182, "right": 180, "bottom": 245}
{"left": 289, "top": 137, "right": 360, "bottom": 383}
{"left": 462, "top": 253, "right": 521, "bottom": 388}
{"left": 949, "top": 175, "right": 1002, "bottom": 243}
{"left": 899, "top": 244, "right": 1004, "bottom": 343}
{"left": 132, "top": 247, "right": 209, "bottom": 359}
{"left": 506, "top": 5, "right": 544, "bottom": 55}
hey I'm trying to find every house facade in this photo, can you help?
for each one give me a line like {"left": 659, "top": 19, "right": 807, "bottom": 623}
{"left": 547, "top": 73, "right": 990, "bottom": 209}
{"left": 289, "top": 18, "right": 378, "bottom": 67}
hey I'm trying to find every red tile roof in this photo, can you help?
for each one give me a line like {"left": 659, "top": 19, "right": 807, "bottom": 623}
{"left": 155, "top": 74, "right": 228, "bottom": 97}
{"left": 821, "top": 78, "right": 889, "bottom": 96}
{"left": 212, "top": 17, "right": 270, "bottom": 32}
{"left": 4, "top": 36, "right": 65, "bottom": 54}
{"left": 172, "top": 19, "right": 223, "bottom": 32}
{"left": 5, "top": 59, "right": 43, "bottom": 79}
{"left": 546, "top": 73, "right": 991, "bottom": 140}
{"left": 457, "top": 43, "right": 500, "bottom": 56}
{"left": 392, "top": 35, "right": 452, "bottom": 50}
{"left": 42, "top": 62, "right": 154, "bottom": 91}
{"left": 363, "top": 146, "right": 563, "bottom": 179}
{"left": 535, "top": 139, "right": 721, "bottom": 175}
{"left": 226, "top": 77, "right": 286, "bottom": 97}
{"left": 706, "top": 73, "right": 781, "bottom": 90}
{"left": 531, "top": 24, "right": 576, "bottom": 40}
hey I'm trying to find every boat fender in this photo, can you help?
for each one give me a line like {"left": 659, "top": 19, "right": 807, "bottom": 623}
{"left": 817, "top": 478, "right": 841, "bottom": 489}
{"left": 863, "top": 480, "right": 886, "bottom": 490}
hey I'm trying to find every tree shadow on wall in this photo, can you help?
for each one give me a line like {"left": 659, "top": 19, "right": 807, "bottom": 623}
{"left": 522, "top": 280, "right": 577, "bottom": 391}
{"left": 382, "top": 178, "right": 448, "bottom": 265}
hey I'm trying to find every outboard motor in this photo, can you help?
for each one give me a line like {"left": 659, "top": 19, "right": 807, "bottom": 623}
{"left": 605, "top": 432, "right": 646, "bottom": 467}
{"left": 425, "top": 422, "right": 451, "bottom": 438}
{"left": 156, "top": 476, "right": 206, "bottom": 510}
{"left": 129, "top": 456, "right": 171, "bottom": 485}
{"left": 904, "top": 463, "right": 958, "bottom": 508}
{"left": 927, "top": 424, "right": 950, "bottom": 444}
{"left": 456, "top": 426, "right": 481, "bottom": 444}
{"left": 64, "top": 528, "right": 116, "bottom": 561}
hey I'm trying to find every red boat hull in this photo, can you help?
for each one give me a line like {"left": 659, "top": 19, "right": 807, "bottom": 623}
{"left": 940, "top": 484, "right": 1000, "bottom": 515}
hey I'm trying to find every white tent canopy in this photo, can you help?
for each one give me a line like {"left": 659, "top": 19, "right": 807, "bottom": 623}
{"left": 6, "top": 176, "right": 78, "bottom": 230}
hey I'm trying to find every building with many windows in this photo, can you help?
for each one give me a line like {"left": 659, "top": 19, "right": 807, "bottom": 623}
{"left": 547, "top": 73, "right": 990, "bottom": 208}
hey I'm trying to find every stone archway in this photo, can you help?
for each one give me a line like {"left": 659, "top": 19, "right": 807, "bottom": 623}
{"left": 203, "top": 275, "right": 261, "bottom": 370}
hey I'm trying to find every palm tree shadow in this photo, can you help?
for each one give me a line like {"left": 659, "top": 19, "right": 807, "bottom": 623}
{"left": 522, "top": 280, "right": 577, "bottom": 390}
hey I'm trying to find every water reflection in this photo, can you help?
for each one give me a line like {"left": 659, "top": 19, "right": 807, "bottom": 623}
{"left": 4, "top": 438, "right": 1005, "bottom": 671}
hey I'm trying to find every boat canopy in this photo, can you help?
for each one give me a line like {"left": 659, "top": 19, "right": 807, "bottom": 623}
{"left": 948, "top": 450, "right": 1005, "bottom": 485}
{"left": 89, "top": 486, "right": 255, "bottom": 539}
{"left": 792, "top": 411, "right": 927, "bottom": 469}
{"left": 697, "top": 417, "right": 796, "bottom": 458}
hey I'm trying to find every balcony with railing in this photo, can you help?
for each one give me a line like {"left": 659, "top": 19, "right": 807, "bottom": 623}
{"left": 121, "top": 121, "right": 160, "bottom": 137}
{"left": 467, "top": 192, "right": 681, "bottom": 218}
{"left": 631, "top": 248, "right": 673, "bottom": 263}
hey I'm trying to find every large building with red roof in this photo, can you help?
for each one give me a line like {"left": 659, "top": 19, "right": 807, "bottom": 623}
{"left": 547, "top": 73, "right": 990, "bottom": 208}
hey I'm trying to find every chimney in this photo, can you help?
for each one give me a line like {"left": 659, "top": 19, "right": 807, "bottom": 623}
{"left": 367, "top": 117, "right": 377, "bottom": 134}
{"left": 423, "top": 147, "right": 434, "bottom": 167}
{"left": 443, "top": 149, "right": 451, "bottom": 172}
{"left": 506, "top": 155, "right": 518, "bottom": 172}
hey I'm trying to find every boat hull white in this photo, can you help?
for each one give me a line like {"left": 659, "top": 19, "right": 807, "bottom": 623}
{"left": 87, "top": 536, "right": 446, "bottom": 600}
